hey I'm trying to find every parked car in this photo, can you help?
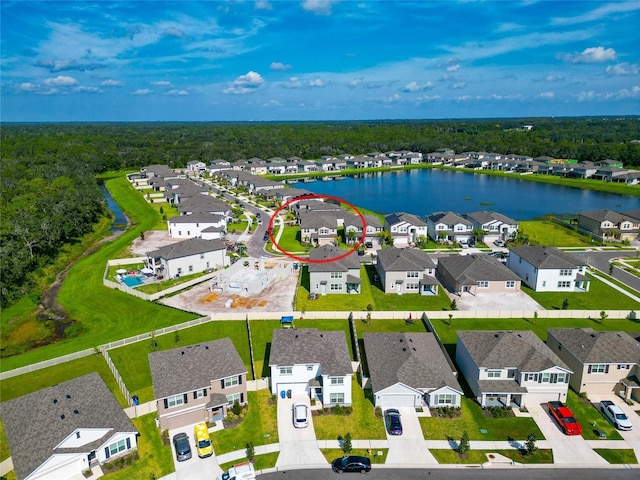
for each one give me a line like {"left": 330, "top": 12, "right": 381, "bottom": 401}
{"left": 459, "top": 241, "right": 469, "bottom": 249}
{"left": 365, "top": 242, "right": 373, "bottom": 249}
{"left": 217, "top": 461, "right": 256, "bottom": 480}
{"left": 331, "top": 455, "right": 371, "bottom": 474}
{"left": 194, "top": 422, "right": 213, "bottom": 457}
{"left": 384, "top": 408, "right": 403, "bottom": 435}
{"left": 172, "top": 433, "right": 192, "bottom": 462}
{"left": 263, "top": 233, "right": 269, "bottom": 242}
{"left": 600, "top": 400, "right": 633, "bottom": 431}
{"left": 256, "top": 212, "right": 261, "bottom": 217}
{"left": 357, "top": 249, "right": 365, "bottom": 256}
{"left": 547, "top": 401, "right": 582, "bottom": 435}
{"left": 293, "top": 402, "right": 309, "bottom": 428}
{"left": 494, "top": 239, "right": 505, "bottom": 247}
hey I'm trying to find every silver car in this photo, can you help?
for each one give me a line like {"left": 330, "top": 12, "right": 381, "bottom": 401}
{"left": 293, "top": 402, "right": 309, "bottom": 428}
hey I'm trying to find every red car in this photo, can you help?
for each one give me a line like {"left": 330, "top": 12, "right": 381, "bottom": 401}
{"left": 547, "top": 401, "right": 582, "bottom": 435}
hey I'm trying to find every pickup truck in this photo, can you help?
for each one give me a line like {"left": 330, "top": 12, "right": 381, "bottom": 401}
{"left": 600, "top": 400, "right": 633, "bottom": 431}
{"left": 546, "top": 401, "right": 582, "bottom": 435}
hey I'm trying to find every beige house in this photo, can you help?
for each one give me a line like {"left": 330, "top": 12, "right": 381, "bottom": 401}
{"left": 436, "top": 254, "right": 521, "bottom": 295}
{"left": 547, "top": 328, "right": 640, "bottom": 401}
{"left": 149, "top": 338, "right": 247, "bottom": 430}
{"left": 577, "top": 209, "right": 640, "bottom": 242}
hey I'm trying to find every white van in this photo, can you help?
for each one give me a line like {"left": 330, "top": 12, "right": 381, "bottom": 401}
{"left": 217, "top": 461, "right": 256, "bottom": 480}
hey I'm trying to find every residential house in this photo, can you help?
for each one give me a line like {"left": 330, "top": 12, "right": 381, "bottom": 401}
{"left": 167, "top": 213, "right": 226, "bottom": 239}
{"left": 363, "top": 332, "right": 462, "bottom": 409}
{"left": 426, "top": 211, "right": 473, "bottom": 243}
{"left": 463, "top": 211, "right": 518, "bottom": 243}
{"left": 507, "top": 245, "right": 590, "bottom": 292}
{"left": 0, "top": 373, "right": 138, "bottom": 480}
{"left": 186, "top": 160, "right": 207, "bottom": 175}
{"left": 546, "top": 328, "right": 640, "bottom": 400}
{"left": 300, "top": 214, "right": 339, "bottom": 246}
{"left": 595, "top": 159, "right": 624, "bottom": 168}
{"left": 344, "top": 214, "right": 384, "bottom": 245}
{"left": 566, "top": 161, "right": 597, "bottom": 179}
{"left": 375, "top": 247, "right": 439, "bottom": 295}
{"left": 269, "top": 328, "right": 353, "bottom": 406}
{"left": 456, "top": 330, "right": 572, "bottom": 407}
{"left": 177, "top": 196, "right": 230, "bottom": 217}
{"left": 308, "top": 245, "right": 361, "bottom": 295}
{"left": 149, "top": 338, "right": 247, "bottom": 430}
{"left": 577, "top": 209, "right": 640, "bottom": 242}
{"left": 436, "top": 254, "right": 521, "bottom": 295}
{"left": 384, "top": 212, "right": 429, "bottom": 246}
{"left": 146, "top": 238, "right": 229, "bottom": 280}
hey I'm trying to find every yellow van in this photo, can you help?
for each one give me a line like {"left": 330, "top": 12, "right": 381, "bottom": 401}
{"left": 194, "top": 422, "right": 213, "bottom": 458}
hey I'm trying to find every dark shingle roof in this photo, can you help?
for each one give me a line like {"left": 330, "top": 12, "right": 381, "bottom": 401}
{"left": 384, "top": 212, "right": 428, "bottom": 227}
{"left": 427, "top": 211, "right": 472, "bottom": 227}
{"left": 457, "top": 330, "right": 570, "bottom": 372}
{"left": 0, "top": 373, "right": 137, "bottom": 480}
{"left": 147, "top": 238, "right": 225, "bottom": 260}
{"left": 308, "top": 245, "right": 360, "bottom": 273}
{"left": 269, "top": 328, "right": 352, "bottom": 376}
{"left": 548, "top": 328, "right": 640, "bottom": 364}
{"left": 438, "top": 254, "right": 520, "bottom": 283}
{"left": 377, "top": 247, "right": 436, "bottom": 272}
{"left": 464, "top": 210, "right": 517, "bottom": 226}
{"left": 149, "top": 338, "right": 247, "bottom": 399}
{"left": 510, "top": 245, "right": 585, "bottom": 269}
{"left": 579, "top": 209, "right": 629, "bottom": 223}
{"left": 177, "top": 196, "right": 230, "bottom": 214}
{"left": 363, "top": 332, "right": 461, "bottom": 394}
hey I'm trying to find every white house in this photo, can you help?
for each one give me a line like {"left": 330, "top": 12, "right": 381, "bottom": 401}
{"left": 426, "top": 211, "right": 473, "bottom": 243}
{"left": 456, "top": 330, "right": 572, "bottom": 407}
{"left": 269, "top": 328, "right": 353, "bottom": 407}
{"left": 364, "top": 332, "right": 462, "bottom": 409}
{"left": 167, "top": 213, "right": 226, "bottom": 239}
{"left": 186, "top": 160, "right": 207, "bottom": 174}
{"left": 383, "top": 212, "right": 428, "bottom": 246}
{"left": 0, "top": 373, "right": 138, "bottom": 480}
{"left": 507, "top": 245, "right": 590, "bottom": 292}
{"left": 464, "top": 211, "right": 519, "bottom": 242}
{"left": 146, "top": 238, "right": 229, "bottom": 279}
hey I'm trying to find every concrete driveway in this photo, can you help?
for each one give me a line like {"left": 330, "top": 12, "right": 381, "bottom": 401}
{"left": 384, "top": 407, "right": 437, "bottom": 465}
{"left": 169, "top": 425, "right": 223, "bottom": 480}
{"left": 526, "top": 403, "right": 607, "bottom": 465}
{"left": 454, "top": 291, "right": 544, "bottom": 311}
{"left": 588, "top": 395, "right": 640, "bottom": 461}
{"left": 275, "top": 394, "right": 327, "bottom": 468}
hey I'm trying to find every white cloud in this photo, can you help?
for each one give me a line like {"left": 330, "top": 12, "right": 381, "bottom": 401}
{"left": 262, "top": 99, "right": 281, "bottom": 107}
{"left": 163, "top": 26, "right": 185, "bottom": 38}
{"left": 270, "top": 62, "right": 292, "bottom": 71}
{"left": 101, "top": 79, "right": 123, "bottom": 86}
{"left": 416, "top": 95, "right": 440, "bottom": 103}
{"left": 455, "top": 95, "right": 474, "bottom": 101}
{"left": 283, "top": 77, "right": 302, "bottom": 88}
{"left": 606, "top": 63, "right": 639, "bottom": 76}
{"left": 545, "top": 74, "right": 564, "bottom": 82}
{"left": 133, "top": 89, "right": 152, "bottom": 95}
{"left": 403, "top": 81, "right": 434, "bottom": 92}
{"left": 383, "top": 93, "right": 401, "bottom": 103}
{"left": 302, "top": 0, "right": 337, "bottom": 15}
{"left": 44, "top": 75, "right": 78, "bottom": 86}
{"left": 309, "top": 78, "right": 326, "bottom": 87}
{"left": 446, "top": 64, "right": 460, "bottom": 72}
{"left": 151, "top": 81, "right": 172, "bottom": 86}
{"left": 552, "top": 2, "right": 640, "bottom": 26}
{"left": 167, "top": 89, "right": 189, "bottom": 96}
{"left": 74, "top": 86, "right": 102, "bottom": 93}
{"left": 562, "top": 46, "right": 617, "bottom": 63}
{"left": 18, "top": 82, "right": 37, "bottom": 92}
{"left": 496, "top": 22, "right": 525, "bottom": 33}
{"left": 223, "top": 71, "right": 264, "bottom": 94}
{"left": 490, "top": 93, "right": 522, "bottom": 100}
{"left": 539, "top": 91, "right": 555, "bottom": 98}
{"left": 36, "top": 88, "right": 59, "bottom": 95}
{"left": 255, "top": 1, "right": 273, "bottom": 10}
{"left": 578, "top": 86, "right": 640, "bottom": 101}
{"left": 452, "top": 82, "right": 466, "bottom": 89}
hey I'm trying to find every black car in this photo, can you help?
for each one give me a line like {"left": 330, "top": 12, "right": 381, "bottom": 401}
{"left": 172, "top": 433, "right": 192, "bottom": 462}
{"left": 384, "top": 408, "right": 403, "bottom": 435}
{"left": 365, "top": 242, "right": 373, "bottom": 248}
{"left": 331, "top": 455, "right": 371, "bottom": 474}
{"left": 263, "top": 233, "right": 270, "bottom": 242}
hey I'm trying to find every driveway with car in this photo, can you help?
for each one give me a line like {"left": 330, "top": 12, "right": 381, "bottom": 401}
{"left": 384, "top": 407, "right": 437, "bottom": 465}
{"left": 275, "top": 395, "right": 327, "bottom": 468}
{"left": 169, "top": 424, "right": 223, "bottom": 480}
{"left": 587, "top": 395, "right": 640, "bottom": 461}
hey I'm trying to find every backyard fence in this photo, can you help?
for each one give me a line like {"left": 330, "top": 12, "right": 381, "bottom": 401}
{"left": 100, "top": 346, "right": 133, "bottom": 406}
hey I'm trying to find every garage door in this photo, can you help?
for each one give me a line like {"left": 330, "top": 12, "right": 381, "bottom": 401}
{"left": 33, "top": 456, "right": 83, "bottom": 480}
{"left": 276, "top": 383, "right": 308, "bottom": 396}
{"left": 378, "top": 394, "right": 416, "bottom": 408}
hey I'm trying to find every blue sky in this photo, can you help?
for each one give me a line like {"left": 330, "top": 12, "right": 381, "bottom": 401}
{"left": 1, "top": 0, "right": 639, "bottom": 122}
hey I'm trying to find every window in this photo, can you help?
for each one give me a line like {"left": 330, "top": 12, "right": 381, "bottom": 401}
{"left": 618, "top": 364, "right": 631, "bottom": 370}
{"left": 590, "top": 364, "right": 607, "bottom": 374}
{"left": 478, "top": 281, "right": 489, "bottom": 288}
{"left": 542, "top": 281, "right": 546, "bottom": 287}
{"left": 487, "top": 370, "right": 501, "bottom": 378}
{"left": 227, "top": 393, "right": 242, "bottom": 405}
{"left": 506, "top": 281, "right": 515, "bottom": 288}
{"left": 167, "top": 394, "right": 185, "bottom": 408}
{"left": 330, "top": 393, "right": 344, "bottom": 404}
{"left": 306, "top": 365, "right": 314, "bottom": 371}
{"left": 406, "top": 271, "right": 419, "bottom": 278}
{"left": 437, "top": 394, "right": 454, "bottom": 404}
{"left": 188, "top": 265, "right": 194, "bottom": 273}
{"left": 540, "top": 372, "right": 550, "bottom": 383}
{"left": 524, "top": 373, "right": 538, "bottom": 382}
{"left": 200, "top": 253, "right": 204, "bottom": 259}
{"left": 557, "top": 281, "right": 571, "bottom": 288}
{"left": 224, "top": 376, "right": 239, "bottom": 388}
{"left": 108, "top": 439, "right": 127, "bottom": 456}
{"left": 559, "top": 269, "right": 572, "bottom": 276}
{"left": 177, "top": 267, "right": 183, "bottom": 275}
{"left": 330, "top": 283, "right": 343, "bottom": 291}
{"left": 330, "top": 377, "right": 344, "bottom": 385}
{"left": 406, "top": 283, "right": 419, "bottom": 290}
{"left": 195, "top": 389, "right": 206, "bottom": 399}
{"left": 279, "top": 367, "right": 292, "bottom": 375}
{"left": 330, "top": 272, "right": 343, "bottom": 279}
{"left": 76, "top": 431, "right": 81, "bottom": 439}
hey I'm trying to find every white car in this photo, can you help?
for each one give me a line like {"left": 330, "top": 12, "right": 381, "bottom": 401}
{"left": 600, "top": 400, "right": 633, "bottom": 431}
{"left": 293, "top": 402, "right": 309, "bottom": 428}
{"left": 494, "top": 239, "right": 505, "bottom": 247}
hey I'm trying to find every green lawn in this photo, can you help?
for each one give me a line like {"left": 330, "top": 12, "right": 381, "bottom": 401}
{"left": 102, "top": 413, "right": 174, "bottom": 480}
{"left": 420, "top": 395, "right": 543, "bottom": 441}
{"left": 593, "top": 449, "right": 638, "bottom": 464}
{"left": 274, "top": 225, "right": 306, "bottom": 253}
{"left": 2, "top": 174, "right": 199, "bottom": 372}
{"left": 211, "top": 390, "right": 278, "bottom": 455}
{"left": 320, "top": 448, "right": 387, "bottom": 464}
{"left": 227, "top": 219, "right": 249, "bottom": 232}
{"left": 566, "top": 390, "right": 622, "bottom": 441}
{"left": 430, "top": 448, "right": 553, "bottom": 464}
{"left": 110, "top": 321, "right": 253, "bottom": 403}
{"left": 0, "top": 419, "right": 9, "bottom": 462}
{"left": 218, "top": 452, "right": 280, "bottom": 472}
{"left": 519, "top": 220, "right": 595, "bottom": 247}
{"left": 313, "top": 377, "right": 387, "bottom": 440}
{"left": 521, "top": 274, "right": 640, "bottom": 311}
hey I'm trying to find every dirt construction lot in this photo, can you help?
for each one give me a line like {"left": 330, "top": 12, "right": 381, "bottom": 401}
{"left": 452, "top": 291, "right": 544, "bottom": 311}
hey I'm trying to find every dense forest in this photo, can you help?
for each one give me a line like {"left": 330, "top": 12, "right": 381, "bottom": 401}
{"left": 1, "top": 117, "right": 639, "bottom": 306}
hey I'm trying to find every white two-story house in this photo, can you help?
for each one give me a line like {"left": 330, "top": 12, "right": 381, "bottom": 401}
{"left": 426, "top": 211, "right": 473, "bottom": 243}
{"left": 146, "top": 238, "right": 229, "bottom": 280}
{"left": 464, "top": 211, "right": 519, "bottom": 243}
{"left": 456, "top": 330, "right": 572, "bottom": 407}
{"left": 269, "top": 328, "right": 353, "bottom": 407}
{"left": 167, "top": 213, "right": 226, "bottom": 239}
{"left": 384, "top": 212, "right": 428, "bottom": 246}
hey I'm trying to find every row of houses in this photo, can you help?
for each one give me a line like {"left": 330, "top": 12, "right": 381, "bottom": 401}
{"left": 577, "top": 209, "right": 640, "bottom": 242}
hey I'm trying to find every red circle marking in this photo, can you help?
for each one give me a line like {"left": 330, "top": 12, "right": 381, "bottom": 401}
{"left": 267, "top": 193, "right": 367, "bottom": 263}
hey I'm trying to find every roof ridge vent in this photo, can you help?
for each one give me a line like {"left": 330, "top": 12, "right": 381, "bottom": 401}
{"left": 74, "top": 409, "right": 79, "bottom": 414}
{"left": 66, "top": 394, "right": 71, "bottom": 399}
{"left": 60, "top": 415, "right": 65, "bottom": 420}
{"left": 53, "top": 399, "right": 58, "bottom": 404}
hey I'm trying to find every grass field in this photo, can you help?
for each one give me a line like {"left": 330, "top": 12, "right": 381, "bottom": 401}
{"left": 430, "top": 448, "right": 553, "bottom": 464}
{"left": 274, "top": 225, "right": 306, "bottom": 253}
{"left": 593, "top": 449, "right": 638, "bottom": 464}
{"left": 218, "top": 452, "right": 280, "bottom": 473}
{"left": 519, "top": 220, "right": 594, "bottom": 247}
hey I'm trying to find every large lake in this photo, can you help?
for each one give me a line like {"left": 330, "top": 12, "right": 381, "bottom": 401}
{"left": 301, "top": 169, "right": 639, "bottom": 220}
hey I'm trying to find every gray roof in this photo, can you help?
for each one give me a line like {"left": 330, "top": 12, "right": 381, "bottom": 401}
{"left": 168, "top": 213, "right": 225, "bottom": 224}
{"left": 148, "top": 238, "right": 225, "bottom": 260}
{"left": 300, "top": 214, "right": 339, "bottom": 230}
{"left": 0, "top": 373, "right": 137, "bottom": 480}
{"left": 548, "top": 328, "right": 640, "bottom": 364}
{"left": 578, "top": 209, "right": 633, "bottom": 224}
{"left": 438, "top": 254, "right": 520, "bottom": 283}
{"left": 464, "top": 210, "right": 517, "bottom": 226}
{"left": 149, "top": 338, "right": 247, "bottom": 399}
{"left": 363, "top": 332, "right": 461, "bottom": 394}
{"left": 269, "top": 328, "right": 352, "bottom": 376}
{"left": 384, "top": 212, "right": 427, "bottom": 227}
{"left": 377, "top": 247, "right": 436, "bottom": 272}
{"left": 177, "top": 196, "right": 230, "bottom": 214}
{"left": 308, "top": 245, "right": 360, "bottom": 273}
{"left": 510, "top": 245, "right": 585, "bottom": 269}
{"left": 427, "top": 211, "right": 472, "bottom": 227}
{"left": 457, "top": 330, "right": 570, "bottom": 372}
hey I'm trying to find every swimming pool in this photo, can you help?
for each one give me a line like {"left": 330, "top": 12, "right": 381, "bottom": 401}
{"left": 121, "top": 275, "right": 145, "bottom": 287}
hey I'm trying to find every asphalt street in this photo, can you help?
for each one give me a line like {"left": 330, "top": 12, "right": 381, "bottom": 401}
{"left": 571, "top": 250, "right": 640, "bottom": 292}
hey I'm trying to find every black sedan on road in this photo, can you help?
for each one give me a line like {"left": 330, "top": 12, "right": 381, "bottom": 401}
{"left": 331, "top": 456, "right": 371, "bottom": 474}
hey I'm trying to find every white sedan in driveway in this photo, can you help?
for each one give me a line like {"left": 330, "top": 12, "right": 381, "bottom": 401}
{"left": 293, "top": 402, "right": 309, "bottom": 428}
